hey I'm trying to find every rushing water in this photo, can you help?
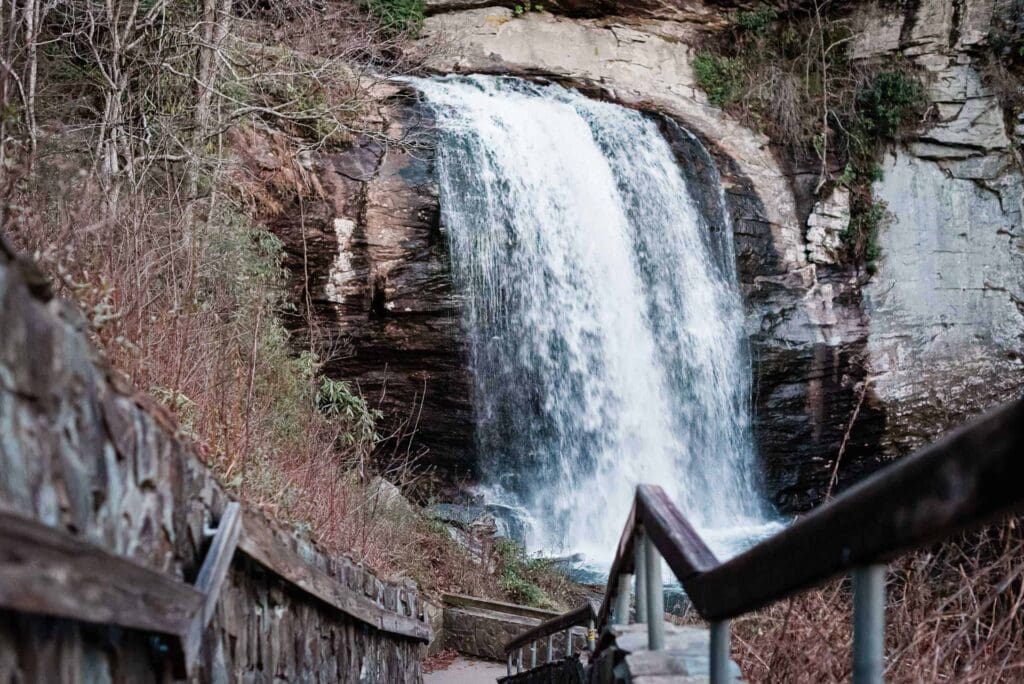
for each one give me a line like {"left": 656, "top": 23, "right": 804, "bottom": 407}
{"left": 409, "top": 75, "right": 780, "bottom": 563}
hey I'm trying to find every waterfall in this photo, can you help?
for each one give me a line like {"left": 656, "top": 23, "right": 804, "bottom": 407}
{"left": 410, "top": 75, "right": 779, "bottom": 562}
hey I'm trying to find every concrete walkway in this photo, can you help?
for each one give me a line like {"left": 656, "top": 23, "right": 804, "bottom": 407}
{"left": 424, "top": 657, "right": 507, "bottom": 683}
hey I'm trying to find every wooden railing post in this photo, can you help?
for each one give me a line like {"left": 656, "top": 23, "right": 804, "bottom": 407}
{"left": 644, "top": 535, "right": 665, "bottom": 650}
{"left": 853, "top": 565, "right": 886, "bottom": 684}
{"left": 614, "top": 573, "right": 632, "bottom": 626}
{"left": 634, "top": 527, "right": 648, "bottom": 624}
{"left": 710, "top": 619, "right": 731, "bottom": 684}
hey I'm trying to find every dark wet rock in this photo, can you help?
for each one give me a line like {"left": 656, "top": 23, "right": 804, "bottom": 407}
{"left": 429, "top": 502, "right": 531, "bottom": 541}
{"left": 263, "top": 100, "right": 476, "bottom": 481}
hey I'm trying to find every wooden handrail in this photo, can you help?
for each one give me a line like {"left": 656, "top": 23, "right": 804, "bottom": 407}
{"left": 593, "top": 484, "right": 719, "bottom": 631}
{"left": 239, "top": 510, "right": 431, "bottom": 640}
{"left": 503, "top": 396, "right": 1024, "bottom": 674}
{"left": 688, "top": 395, "right": 1024, "bottom": 620}
{"left": 0, "top": 508, "right": 205, "bottom": 637}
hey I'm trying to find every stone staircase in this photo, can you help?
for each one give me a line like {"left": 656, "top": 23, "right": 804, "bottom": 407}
{"left": 587, "top": 624, "right": 741, "bottom": 683}
{"left": 434, "top": 593, "right": 740, "bottom": 682}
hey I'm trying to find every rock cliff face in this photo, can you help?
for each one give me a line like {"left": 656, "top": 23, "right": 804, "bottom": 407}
{"left": 851, "top": 0, "right": 1024, "bottom": 460}
{"left": 246, "top": 104, "right": 475, "bottom": 479}
{"left": 320, "top": 115, "right": 475, "bottom": 476}
{"left": 293, "top": 0, "right": 1023, "bottom": 510}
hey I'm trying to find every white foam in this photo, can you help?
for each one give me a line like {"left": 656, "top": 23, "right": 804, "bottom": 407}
{"left": 409, "top": 75, "right": 779, "bottom": 566}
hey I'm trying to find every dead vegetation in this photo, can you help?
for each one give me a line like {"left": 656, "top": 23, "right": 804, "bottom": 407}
{"left": 0, "top": 0, "right": 580, "bottom": 608}
{"left": 731, "top": 519, "right": 1024, "bottom": 682}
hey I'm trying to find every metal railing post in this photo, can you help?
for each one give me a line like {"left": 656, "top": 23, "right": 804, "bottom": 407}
{"left": 587, "top": 619, "right": 596, "bottom": 653}
{"left": 517, "top": 647, "right": 523, "bottom": 674}
{"left": 547, "top": 633, "right": 554, "bottom": 663}
{"left": 614, "top": 573, "right": 632, "bottom": 625}
{"left": 530, "top": 641, "right": 537, "bottom": 668}
{"left": 710, "top": 619, "right": 731, "bottom": 684}
{"left": 506, "top": 653, "right": 512, "bottom": 677}
{"left": 566, "top": 628, "right": 573, "bottom": 657}
{"left": 852, "top": 564, "right": 886, "bottom": 684}
{"left": 634, "top": 528, "right": 648, "bottom": 624}
{"left": 644, "top": 535, "right": 665, "bottom": 650}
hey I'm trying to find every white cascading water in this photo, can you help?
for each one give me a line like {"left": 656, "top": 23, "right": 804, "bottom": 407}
{"left": 409, "top": 75, "right": 780, "bottom": 564}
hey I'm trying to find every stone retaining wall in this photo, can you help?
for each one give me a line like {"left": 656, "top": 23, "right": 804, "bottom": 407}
{"left": 0, "top": 238, "right": 426, "bottom": 682}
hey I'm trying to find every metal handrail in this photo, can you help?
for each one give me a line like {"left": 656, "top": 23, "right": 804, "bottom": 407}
{"left": 504, "top": 602, "right": 596, "bottom": 653}
{"left": 502, "top": 396, "right": 1024, "bottom": 683}
{"left": 502, "top": 603, "right": 597, "bottom": 677}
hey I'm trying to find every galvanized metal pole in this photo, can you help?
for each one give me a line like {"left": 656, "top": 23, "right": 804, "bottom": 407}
{"left": 530, "top": 641, "right": 537, "bottom": 669}
{"left": 710, "top": 620, "right": 731, "bottom": 684}
{"left": 565, "top": 628, "right": 573, "bottom": 657}
{"left": 506, "top": 653, "right": 512, "bottom": 678}
{"left": 517, "top": 647, "right": 523, "bottom": 674}
{"left": 634, "top": 529, "right": 648, "bottom": 624}
{"left": 853, "top": 564, "right": 886, "bottom": 684}
{"left": 548, "top": 633, "right": 554, "bottom": 663}
{"left": 587, "top": 619, "right": 597, "bottom": 653}
{"left": 614, "top": 573, "right": 632, "bottom": 625}
{"left": 644, "top": 535, "right": 665, "bottom": 650}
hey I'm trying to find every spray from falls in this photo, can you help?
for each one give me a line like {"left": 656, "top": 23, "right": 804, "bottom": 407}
{"left": 410, "top": 75, "right": 779, "bottom": 563}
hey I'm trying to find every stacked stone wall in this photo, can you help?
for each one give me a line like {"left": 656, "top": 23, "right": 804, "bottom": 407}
{"left": 0, "top": 240, "right": 426, "bottom": 682}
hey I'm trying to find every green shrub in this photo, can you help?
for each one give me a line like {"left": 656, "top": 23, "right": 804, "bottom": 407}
{"left": 694, "top": 52, "right": 745, "bottom": 108}
{"left": 317, "top": 377, "right": 381, "bottom": 446}
{"left": 841, "top": 194, "right": 890, "bottom": 275}
{"left": 494, "top": 539, "right": 552, "bottom": 608}
{"left": 856, "top": 70, "right": 925, "bottom": 139}
{"left": 365, "top": 0, "right": 424, "bottom": 36}
{"left": 513, "top": 2, "right": 544, "bottom": 16}
{"left": 737, "top": 5, "right": 778, "bottom": 35}
{"left": 690, "top": 4, "right": 928, "bottom": 275}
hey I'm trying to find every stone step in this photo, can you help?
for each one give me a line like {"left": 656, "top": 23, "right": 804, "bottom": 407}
{"left": 593, "top": 623, "right": 743, "bottom": 683}
{"left": 441, "top": 593, "right": 589, "bottom": 662}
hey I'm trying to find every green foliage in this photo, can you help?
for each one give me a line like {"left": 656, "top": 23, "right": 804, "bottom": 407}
{"left": 736, "top": 5, "right": 778, "bottom": 35}
{"left": 844, "top": 196, "right": 889, "bottom": 274}
{"left": 364, "top": 0, "right": 424, "bottom": 36}
{"left": 494, "top": 539, "right": 552, "bottom": 608}
{"left": 317, "top": 377, "right": 382, "bottom": 446}
{"left": 851, "top": 202, "right": 888, "bottom": 253}
{"left": 694, "top": 52, "right": 745, "bottom": 107}
{"left": 834, "top": 71, "right": 920, "bottom": 273}
{"left": 152, "top": 387, "right": 197, "bottom": 433}
{"left": 513, "top": 2, "right": 543, "bottom": 16}
{"left": 231, "top": 46, "right": 363, "bottom": 148}
{"left": 691, "top": 5, "right": 928, "bottom": 275}
{"left": 855, "top": 70, "right": 925, "bottom": 139}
